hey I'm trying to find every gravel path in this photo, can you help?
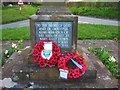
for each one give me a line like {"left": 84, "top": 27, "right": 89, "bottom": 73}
{"left": 78, "top": 16, "right": 119, "bottom": 26}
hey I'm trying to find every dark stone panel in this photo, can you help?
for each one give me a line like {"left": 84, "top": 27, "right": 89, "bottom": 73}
{"left": 29, "top": 15, "right": 78, "bottom": 53}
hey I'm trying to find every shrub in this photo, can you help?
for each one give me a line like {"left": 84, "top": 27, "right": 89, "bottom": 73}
{"left": 88, "top": 46, "right": 120, "bottom": 81}
{"left": 1, "top": 40, "right": 24, "bottom": 66}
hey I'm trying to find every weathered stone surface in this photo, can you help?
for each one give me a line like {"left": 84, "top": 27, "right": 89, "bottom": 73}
{"left": 0, "top": 78, "right": 17, "bottom": 88}
{"left": 36, "top": 5, "right": 71, "bottom": 15}
{"left": 36, "top": 2, "right": 71, "bottom": 15}
{"left": 1, "top": 44, "right": 119, "bottom": 88}
{"left": 2, "top": 45, "right": 97, "bottom": 82}
{"left": 2, "top": 46, "right": 32, "bottom": 79}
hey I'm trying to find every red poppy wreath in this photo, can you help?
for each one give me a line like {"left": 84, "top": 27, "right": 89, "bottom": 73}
{"left": 58, "top": 52, "right": 86, "bottom": 79}
{"left": 32, "top": 40, "right": 61, "bottom": 68}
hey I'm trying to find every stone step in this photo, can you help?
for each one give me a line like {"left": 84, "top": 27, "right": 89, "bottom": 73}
{"left": 12, "top": 65, "right": 97, "bottom": 82}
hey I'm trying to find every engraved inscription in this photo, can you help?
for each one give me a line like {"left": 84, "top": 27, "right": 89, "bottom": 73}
{"left": 35, "top": 22, "right": 72, "bottom": 49}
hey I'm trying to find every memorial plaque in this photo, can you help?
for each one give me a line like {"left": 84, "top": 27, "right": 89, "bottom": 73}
{"left": 35, "top": 22, "right": 72, "bottom": 49}
{"left": 30, "top": 15, "right": 78, "bottom": 52}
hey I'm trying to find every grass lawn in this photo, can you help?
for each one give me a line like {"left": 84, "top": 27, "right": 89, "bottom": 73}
{"left": 1, "top": 27, "right": 30, "bottom": 40}
{"left": 1, "top": 5, "right": 39, "bottom": 24}
{"left": 1, "top": 5, "right": 119, "bottom": 24}
{"left": 78, "top": 24, "right": 119, "bottom": 39}
{"left": 1, "top": 24, "right": 119, "bottom": 40}
{"left": 69, "top": 7, "right": 119, "bottom": 19}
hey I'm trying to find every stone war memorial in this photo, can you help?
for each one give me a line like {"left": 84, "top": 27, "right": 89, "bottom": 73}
{"left": 3, "top": 0, "right": 119, "bottom": 89}
{"left": 29, "top": 1, "right": 97, "bottom": 80}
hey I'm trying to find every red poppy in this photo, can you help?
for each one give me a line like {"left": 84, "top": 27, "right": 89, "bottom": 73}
{"left": 32, "top": 40, "right": 61, "bottom": 68}
{"left": 58, "top": 52, "right": 86, "bottom": 79}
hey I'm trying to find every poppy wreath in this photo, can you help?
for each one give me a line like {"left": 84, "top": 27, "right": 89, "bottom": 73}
{"left": 32, "top": 40, "right": 61, "bottom": 68}
{"left": 58, "top": 52, "right": 86, "bottom": 79}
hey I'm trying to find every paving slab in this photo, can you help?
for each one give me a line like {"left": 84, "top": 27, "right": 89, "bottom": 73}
{"left": 78, "top": 16, "right": 120, "bottom": 26}
{"left": 0, "top": 20, "right": 29, "bottom": 29}
{"left": 78, "top": 40, "right": 119, "bottom": 62}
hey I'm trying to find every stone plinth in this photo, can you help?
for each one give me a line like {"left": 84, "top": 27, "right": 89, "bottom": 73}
{"left": 2, "top": 45, "right": 118, "bottom": 88}
{"left": 2, "top": 45, "right": 97, "bottom": 82}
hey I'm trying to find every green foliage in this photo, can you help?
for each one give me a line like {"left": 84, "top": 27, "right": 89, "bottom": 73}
{"left": 88, "top": 46, "right": 120, "bottom": 81}
{"left": 2, "top": 5, "right": 38, "bottom": 24}
{"left": 107, "top": 49, "right": 113, "bottom": 53}
{"left": 88, "top": 47, "right": 95, "bottom": 53}
{"left": 2, "top": 27, "right": 30, "bottom": 40}
{"left": 67, "top": 2, "right": 119, "bottom": 19}
{"left": 69, "top": 7, "right": 119, "bottom": 19}
{"left": 66, "top": 2, "right": 118, "bottom": 8}
{"left": 78, "top": 24, "right": 119, "bottom": 39}
{"left": 31, "top": 2, "right": 42, "bottom": 7}
{"left": 1, "top": 40, "right": 24, "bottom": 66}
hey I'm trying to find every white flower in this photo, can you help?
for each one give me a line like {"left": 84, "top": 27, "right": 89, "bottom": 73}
{"left": 12, "top": 43, "right": 17, "bottom": 48}
{"left": 5, "top": 50, "right": 8, "bottom": 55}
{"left": 108, "top": 56, "right": 116, "bottom": 62}
{"left": 7, "top": 55, "right": 9, "bottom": 58}
{"left": 14, "top": 46, "right": 17, "bottom": 48}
